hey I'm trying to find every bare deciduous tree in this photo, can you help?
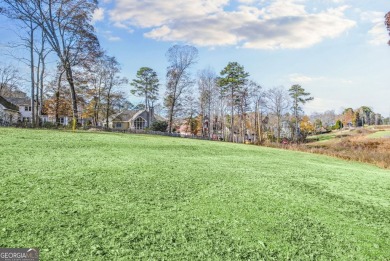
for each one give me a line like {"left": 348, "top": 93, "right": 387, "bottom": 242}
{"left": 2, "top": 0, "right": 100, "bottom": 129}
{"left": 265, "top": 86, "right": 290, "bottom": 143}
{"left": 102, "top": 56, "right": 128, "bottom": 128}
{"left": 250, "top": 81, "right": 266, "bottom": 144}
{"left": 198, "top": 68, "right": 217, "bottom": 137}
{"left": 0, "top": 64, "right": 20, "bottom": 97}
{"left": 164, "top": 45, "right": 198, "bottom": 133}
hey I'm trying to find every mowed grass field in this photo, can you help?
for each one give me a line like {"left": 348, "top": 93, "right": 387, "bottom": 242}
{"left": 0, "top": 128, "right": 390, "bottom": 260}
{"left": 367, "top": 130, "right": 390, "bottom": 139}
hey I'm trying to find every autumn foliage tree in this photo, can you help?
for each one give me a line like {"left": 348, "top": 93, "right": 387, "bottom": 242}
{"left": 300, "top": 116, "right": 315, "bottom": 140}
{"left": 341, "top": 108, "right": 355, "bottom": 127}
{"left": 2, "top": 0, "right": 100, "bottom": 129}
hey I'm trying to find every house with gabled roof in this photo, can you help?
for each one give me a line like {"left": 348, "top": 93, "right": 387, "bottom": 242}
{"left": 0, "top": 96, "right": 21, "bottom": 125}
{"left": 3, "top": 97, "right": 33, "bottom": 123}
{"left": 107, "top": 108, "right": 165, "bottom": 130}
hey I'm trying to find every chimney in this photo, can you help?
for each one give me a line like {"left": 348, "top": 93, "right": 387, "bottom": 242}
{"left": 149, "top": 106, "right": 154, "bottom": 127}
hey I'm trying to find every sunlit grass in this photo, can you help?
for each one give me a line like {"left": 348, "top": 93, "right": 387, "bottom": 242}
{"left": 367, "top": 130, "right": 390, "bottom": 139}
{"left": 0, "top": 128, "right": 389, "bottom": 260}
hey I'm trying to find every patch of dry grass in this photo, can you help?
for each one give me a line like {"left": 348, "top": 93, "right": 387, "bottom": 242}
{"left": 267, "top": 129, "right": 390, "bottom": 169}
{"left": 307, "top": 136, "right": 390, "bottom": 168}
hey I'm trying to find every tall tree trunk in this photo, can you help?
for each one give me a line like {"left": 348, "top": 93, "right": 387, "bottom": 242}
{"left": 55, "top": 71, "right": 64, "bottom": 126}
{"left": 39, "top": 58, "right": 45, "bottom": 127}
{"left": 93, "top": 96, "right": 98, "bottom": 126}
{"left": 208, "top": 96, "right": 212, "bottom": 139}
{"left": 30, "top": 20, "right": 35, "bottom": 127}
{"left": 168, "top": 105, "right": 174, "bottom": 133}
{"left": 277, "top": 115, "right": 281, "bottom": 143}
{"left": 35, "top": 54, "right": 41, "bottom": 127}
{"left": 106, "top": 92, "right": 111, "bottom": 129}
{"left": 64, "top": 62, "right": 78, "bottom": 130}
{"left": 230, "top": 88, "right": 234, "bottom": 142}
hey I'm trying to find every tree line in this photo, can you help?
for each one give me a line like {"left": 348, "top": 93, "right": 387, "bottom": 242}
{"left": 0, "top": 0, "right": 126, "bottom": 130}
{"left": 0, "top": 2, "right": 389, "bottom": 143}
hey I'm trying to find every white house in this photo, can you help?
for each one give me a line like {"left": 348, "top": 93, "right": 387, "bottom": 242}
{"left": 3, "top": 97, "right": 33, "bottom": 123}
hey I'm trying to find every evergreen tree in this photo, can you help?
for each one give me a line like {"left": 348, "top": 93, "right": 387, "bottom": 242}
{"left": 288, "top": 84, "right": 313, "bottom": 142}
{"left": 218, "top": 62, "right": 249, "bottom": 142}
{"left": 130, "top": 67, "right": 159, "bottom": 110}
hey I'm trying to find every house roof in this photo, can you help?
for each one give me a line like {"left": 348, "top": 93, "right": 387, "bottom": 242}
{"left": 0, "top": 96, "right": 20, "bottom": 111}
{"left": 154, "top": 114, "right": 165, "bottom": 122}
{"left": 111, "top": 110, "right": 139, "bottom": 122}
{"left": 3, "top": 97, "right": 31, "bottom": 106}
{"left": 111, "top": 109, "right": 165, "bottom": 122}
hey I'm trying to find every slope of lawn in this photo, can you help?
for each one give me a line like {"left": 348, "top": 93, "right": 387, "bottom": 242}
{"left": 367, "top": 130, "right": 390, "bottom": 139}
{"left": 0, "top": 128, "right": 389, "bottom": 260}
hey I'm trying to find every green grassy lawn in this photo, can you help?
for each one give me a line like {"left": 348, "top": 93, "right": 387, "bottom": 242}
{"left": 1, "top": 128, "right": 389, "bottom": 260}
{"left": 306, "top": 130, "right": 354, "bottom": 143}
{"left": 306, "top": 133, "right": 337, "bottom": 143}
{"left": 367, "top": 130, "right": 390, "bottom": 139}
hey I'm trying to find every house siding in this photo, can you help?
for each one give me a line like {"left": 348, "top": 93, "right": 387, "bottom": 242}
{"left": 113, "top": 121, "right": 130, "bottom": 130}
{"left": 0, "top": 104, "right": 20, "bottom": 125}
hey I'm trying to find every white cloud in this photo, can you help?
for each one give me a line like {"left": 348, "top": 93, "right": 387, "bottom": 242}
{"left": 331, "top": 0, "right": 345, "bottom": 3}
{"left": 107, "top": 0, "right": 355, "bottom": 49}
{"left": 368, "top": 24, "right": 387, "bottom": 46}
{"left": 101, "top": 30, "right": 121, "bottom": 41}
{"left": 92, "top": 8, "right": 105, "bottom": 23}
{"left": 237, "top": 0, "right": 256, "bottom": 4}
{"left": 289, "top": 74, "right": 314, "bottom": 83}
{"left": 304, "top": 97, "right": 344, "bottom": 114}
{"left": 107, "top": 36, "right": 121, "bottom": 41}
{"left": 360, "top": 11, "right": 388, "bottom": 46}
{"left": 341, "top": 79, "right": 353, "bottom": 84}
{"left": 289, "top": 73, "right": 324, "bottom": 83}
{"left": 360, "top": 11, "right": 383, "bottom": 22}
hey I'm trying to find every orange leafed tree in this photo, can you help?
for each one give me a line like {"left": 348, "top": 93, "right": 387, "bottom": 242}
{"left": 43, "top": 95, "right": 73, "bottom": 124}
{"left": 341, "top": 108, "right": 355, "bottom": 127}
{"left": 300, "top": 116, "right": 315, "bottom": 138}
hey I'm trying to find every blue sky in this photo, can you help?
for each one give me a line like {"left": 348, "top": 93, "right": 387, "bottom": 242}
{"left": 1, "top": 0, "right": 389, "bottom": 116}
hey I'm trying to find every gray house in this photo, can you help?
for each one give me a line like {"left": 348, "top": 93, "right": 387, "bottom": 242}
{"left": 108, "top": 108, "right": 164, "bottom": 130}
{"left": 0, "top": 96, "right": 21, "bottom": 125}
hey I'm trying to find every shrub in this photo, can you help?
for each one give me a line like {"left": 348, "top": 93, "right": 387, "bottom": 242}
{"left": 42, "top": 122, "right": 57, "bottom": 129}
{"left": 150, "top": 121, "right": 168, "bottom": 132}
{"left": 333, "top": 120, "right": 343, "bottom": 130}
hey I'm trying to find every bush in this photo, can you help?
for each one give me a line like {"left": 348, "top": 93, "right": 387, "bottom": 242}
{"left": 150, "top": 121, "right": 168, "bottom": 132}
{"left": 332, "top": 120, "right": 343, "bottom": 130}
{"left": 42, "top": 122, "right": 57, "bottom": 129}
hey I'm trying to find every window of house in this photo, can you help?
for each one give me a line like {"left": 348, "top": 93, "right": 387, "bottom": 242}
{"left": 24, "top": 106, "right": 32, "bottom": 111}
{"left": 60, "top": 117, "right": 65, "bottom": 124}
{"left": 115, "top": 122, "right": 122, "bottom": 128}
{"left": 134, "top": 117, "right": 146, "bottom": 129}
